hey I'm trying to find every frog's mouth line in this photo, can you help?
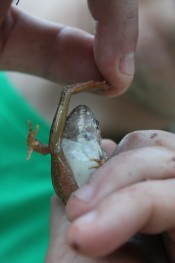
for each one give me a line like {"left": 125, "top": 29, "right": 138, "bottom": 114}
{"left": 63, "top": 104, "right": 101, "bottom": 143}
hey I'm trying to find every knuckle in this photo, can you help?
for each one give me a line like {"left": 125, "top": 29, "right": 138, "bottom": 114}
{"left": 118, "top": 130, "right": 167, "bottom": 153}
{"left": 121, "top": 130, "right": 147, "bottom": 146}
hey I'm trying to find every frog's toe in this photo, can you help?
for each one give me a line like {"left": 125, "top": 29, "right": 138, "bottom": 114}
{"left": 28, "top": 120, "right": 39, "bottom": 135}
{"left": 27, "top": 120, "right": 39, "bottom": 159}
{"left": 89, "top": 158, "right": 105, "bottom": 169}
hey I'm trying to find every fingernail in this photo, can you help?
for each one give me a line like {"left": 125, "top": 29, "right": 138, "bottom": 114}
{"left": 73, "top": 184, "right": 94, "bottom": 202}
{"left": 119, "top": 52, "right": 135, "bottom": 76}
{"left": 75, "top": 210, "right": 97, "bottom": 224}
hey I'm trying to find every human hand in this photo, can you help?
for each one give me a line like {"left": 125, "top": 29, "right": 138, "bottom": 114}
{"left": 66, "top": 131, "right": 175, "bottom": 262}
{"left": 45, "top": 197, "right": 152, "bottom": 263}
{"left": 0, "top": 1, "right": 138, "bottom": 96}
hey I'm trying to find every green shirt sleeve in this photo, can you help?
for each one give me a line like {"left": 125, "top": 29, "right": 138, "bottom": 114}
{"left": 0, "top": 73, "right": 53, "bottom": 263}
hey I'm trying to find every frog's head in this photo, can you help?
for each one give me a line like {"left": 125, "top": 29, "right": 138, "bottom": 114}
{"left": 63, "top": 105, "right": 101, "bottom": 143}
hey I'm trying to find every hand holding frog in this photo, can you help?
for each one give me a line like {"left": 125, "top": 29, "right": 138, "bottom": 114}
{"left": 27, "top": 82, "right": 175, "bottom": 261}
{"left": 66, "top": 130, "right": 175, "bottom": 262}
{"left": 45, "top": 135, "right": 174, "bottom": 263}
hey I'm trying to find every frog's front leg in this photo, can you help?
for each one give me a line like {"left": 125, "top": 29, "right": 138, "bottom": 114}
{"left": 27, "top": 120, "right": 50, "bottom": 160}
{"left": 89, "top": 158, "right": 106, "bottom": 169}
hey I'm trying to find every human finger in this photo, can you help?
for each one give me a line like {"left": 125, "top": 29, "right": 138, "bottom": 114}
{"left": 101, "top": 139, "right": 117, "bottom": 155}
{"left": 0, "top": 6, "right": 103, "bottom": 84}
{"left": 88, "top": 0, "right": 138, "bottom": 96}
{"left": 45, "top": 196, "right": 75, "bottom": 263}
{"left": 67, "top": 178, "right": 175, "bottom": 257}
{"left": 66, "top": 146, "right": 175, "bottom": 220}
{"left": 46, "top": 196, "right": 150, "bottom": 263}
{"left": 113, "top": 130, "right": 175, "bottom": 155}
{"left": 48, "top": 196, "right": 67, "bottom": 243}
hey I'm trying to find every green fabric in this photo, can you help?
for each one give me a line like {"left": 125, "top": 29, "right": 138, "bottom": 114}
{"left": 0, "top": 73, "right": 53, "bottom": 263}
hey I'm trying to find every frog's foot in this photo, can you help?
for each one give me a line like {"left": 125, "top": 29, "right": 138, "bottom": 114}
{"left": 89, "top": 158, "right": 105, "bottom": 169}
{"left": 27, "top": 120, "right": 39, "bottom": 160}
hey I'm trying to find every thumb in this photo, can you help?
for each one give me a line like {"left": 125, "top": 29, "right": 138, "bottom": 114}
{"left": 45, "top": 196, "right": 72, "bottom": 263}
{"left": 48, "top": 196, "right": 68, "bottom": 243}
{"left": 88, "top": 0, "right": 138, "bottom": 96}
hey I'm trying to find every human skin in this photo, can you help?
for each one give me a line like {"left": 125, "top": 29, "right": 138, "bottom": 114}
{"left": 0, "top": 0, "right": 137, "bottom": 96}
{"left": 46, "top": 132, "right": 175, "bottom": 262}
{"left": 65, "top": 131, "right": 175, "bottom": 262}
{"left": 1, "top": 1, "right": 175, "bottom": 262}
{"left": 45, "top": 196, "right": 151, "bottom": 263}
{"left": 45, "top": 132, "right": 175, "bottom": 262}
{"left": 4, "top": 0, "right": 175, "bottom": 137}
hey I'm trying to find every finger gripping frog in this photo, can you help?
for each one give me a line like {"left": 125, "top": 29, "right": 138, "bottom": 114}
{"left": 27, "top": 81, "right": 109, "bottom": 204}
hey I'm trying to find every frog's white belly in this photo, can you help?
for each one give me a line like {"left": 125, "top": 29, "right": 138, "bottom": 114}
{"left": 62, "top": 138, "right": 103, "bottom": 187}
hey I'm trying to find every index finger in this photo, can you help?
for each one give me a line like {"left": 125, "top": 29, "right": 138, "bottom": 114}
{"left": 88, "top": 0, "right": 138, "bottom": 96}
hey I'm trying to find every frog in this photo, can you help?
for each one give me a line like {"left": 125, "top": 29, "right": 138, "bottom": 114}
{"left": 27, "top": 81, "right": 109, "bottom": 204}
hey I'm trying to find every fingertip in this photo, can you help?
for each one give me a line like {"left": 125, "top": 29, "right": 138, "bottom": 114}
{"left": 97, "top": 57, "right": 135, "bottom": 97}
{"left": 66, "top": 189, "right": 93, "bottom": 221}
{"left": 67, "top": 211, "right": 100, "bottom": 256}
{"left": 67, "top": 205, "right": 125, "bottom": 257}
{"left": 102, "top": 139, "right": 117, "bottom": 155}
{"left": 89, "top": 0, "right": 138, "bottom": 96}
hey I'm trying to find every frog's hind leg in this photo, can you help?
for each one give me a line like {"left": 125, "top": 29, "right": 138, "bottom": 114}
{"left": 27, "top": 120, "right": 50, "bottom": 160}
{"left": 67, "top": 81, "right": 108, "bottom": 96}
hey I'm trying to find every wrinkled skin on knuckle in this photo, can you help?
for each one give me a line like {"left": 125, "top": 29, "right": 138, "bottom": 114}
{"left": 115, "top": 130, "right": 175, "bottom": 156}
{"left": 115, "top": 130, "right": 150, "bottom": 154}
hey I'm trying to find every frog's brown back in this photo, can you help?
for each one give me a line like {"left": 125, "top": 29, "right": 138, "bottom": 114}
{"left": 51, "top": 151, "right": 78, "bottom": 204}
